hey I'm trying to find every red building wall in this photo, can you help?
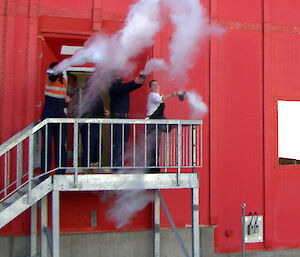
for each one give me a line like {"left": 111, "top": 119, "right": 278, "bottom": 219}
{"left": 210, "top": 0, "right": 264, "bottom": 252}
{"left": 264, "top": 0, "right": 300, "bottom": 250}
{"left": 1, "top": 0, "right": 300, "bottom": 254}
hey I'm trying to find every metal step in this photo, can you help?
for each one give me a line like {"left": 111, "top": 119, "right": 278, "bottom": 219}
{"left": 0, "top": 183, "right": 34, "bottom": 212}
{"left": 0, "top": 177, "right": 52, "bottom": 229}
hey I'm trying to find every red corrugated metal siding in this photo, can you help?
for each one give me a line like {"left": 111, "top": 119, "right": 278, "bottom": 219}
{"left": 210, "top": 0, "right": 264, "bottom": 253}
{"left": 1, "top": 0, "right": 300, "bottom": 254}
{"left": 0, "top": 0, "right": 7, "bottom": 141}
{"left": 39, "top": 0, "right": 92, "bottom": 11}
{"left": 102, "top": 0, "right": 131, "bottom": 14}
{"left": 264, "top": 0, "right": 300, "bottom": 250}
{"left": 212, "top": 0, "right": 262, "bottom": 23}
{"left": 211, "top": 30, "right": 264, "bottom": 253}
{"left": 2, "top": 0, "right": 17, "bottom": 142}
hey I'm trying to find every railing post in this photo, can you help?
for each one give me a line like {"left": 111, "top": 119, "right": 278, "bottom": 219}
{"left": 73, "top": 121, "right": 79, "bottom": 187}
{"left": 28, "top": 134, "right": 34, "bottom": 203}
{"left": 110, "top": 124, "right": 114, "bottom": 167}
{"left": 192, "top": 126, "right": 196, "bottom": 168}
{"left": 4, "top": 152, "right": 9, "bottom": 197}
{"left": 45, "top": 123, "right": 49, "bottom": 174}
{"left": 133, "top": 124, "right": 136, "bottom": 167}
{"left": 155, "top": 124, "right": 158, "bottom": 167}
{"left": 122, "top": 123, "right": 125, "bottom": 167}
{"left": 17, "top": 143, "right": 23, "bottom": 187}
{"left": 177, "top": 123, "right": 182, "bottom": 185}
{"left": 200, "top": 123, "right": 203, "bottom": 167}
{"left": 59, "top": 123, "right": 62, "bottom": 168}
{"left": 145, "top": 124, "right": 148, "bottom": 167}
{"left": 88, "top": 123, "right": 91, "bottom": 167}
{"left": 99, "top": 124, "right": 102, "bottom": 167}
{"left": 166, "top": 125, "right": 169, "bottom": 172}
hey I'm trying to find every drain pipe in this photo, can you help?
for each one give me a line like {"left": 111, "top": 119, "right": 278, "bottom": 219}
{"left": 241, "top": 203, "right": 246, "bottom": 257}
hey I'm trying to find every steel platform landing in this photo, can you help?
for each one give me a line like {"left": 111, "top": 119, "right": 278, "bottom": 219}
{"left": 41, "top": 173, "right": 200, "bottom": 257}
{"left": 53, "top": 173, "right": 199, "bottom": 191}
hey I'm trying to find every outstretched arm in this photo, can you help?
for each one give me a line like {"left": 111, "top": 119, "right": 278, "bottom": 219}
{"left": 162, "top": 92, "right": 178, "bottom": 102}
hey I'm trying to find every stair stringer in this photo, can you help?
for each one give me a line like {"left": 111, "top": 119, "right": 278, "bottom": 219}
{"left": 0, "top": 177, "right": 53, "bottom": 229}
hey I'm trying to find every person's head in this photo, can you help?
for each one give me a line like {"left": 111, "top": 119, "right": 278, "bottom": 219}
{"left": 49, "top": 62, "right": 59, "bottom": 69}
{"left": 149, "top": 80, "right": 160, "bottom": 93}
{"left": 48, "top": 61, "right": 63, "bottom": 83}
{"left": 111, "top": 70, "right": 124, "bottom": 85}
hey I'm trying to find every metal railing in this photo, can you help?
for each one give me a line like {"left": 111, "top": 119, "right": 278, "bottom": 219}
{"left": 0, "top": 122, "right": 39, "bottom": 203}
{"left": 0, "top": 118, "right": 203, "bottom": 203}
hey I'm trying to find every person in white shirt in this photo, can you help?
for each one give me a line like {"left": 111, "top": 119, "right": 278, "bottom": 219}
{"left": 146, "top": 80, "right": 178, "bottom": 118}
{"left": 146, "top": 79, "right": 179, "bottom": 172}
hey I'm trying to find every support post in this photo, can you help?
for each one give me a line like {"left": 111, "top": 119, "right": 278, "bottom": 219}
{"left": 191, "top": 187, "right": 200, "bottom": 257}
{"left": 30, "top": 203, "right": 37, "bottom": 257}
{"left": 52, "top": 190, "right": 60, "bottom": 257}
{"left": 41, "top": 195, "right": 48, "bottom": 257}
{"left": 158, "top": 191, "right": 190, "bottom": 257}
{"left": 153, "top": 190, "right": 160, "bottom": 257}
{"left": 242, "top": 203, "right": 246, "bottom": 257}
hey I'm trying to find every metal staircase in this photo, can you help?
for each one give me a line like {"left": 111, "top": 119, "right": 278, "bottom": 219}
{"left": 0, "top": 177, "right": 52, "bottom": 228}
{"left": 0, "top": 118, "right": 203, "bottom": 257}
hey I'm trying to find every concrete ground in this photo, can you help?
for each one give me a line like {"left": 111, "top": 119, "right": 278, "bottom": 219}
{"left": 1, "top": 227, "right": 300, "bottom": 257}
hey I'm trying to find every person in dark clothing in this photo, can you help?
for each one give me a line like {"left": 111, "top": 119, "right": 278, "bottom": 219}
{"left": 41, "top": 62, "right": 71, "bottom": 179}
{"left": 109, "top": 74, "right": 145, "bottom": 167}
{"left": 146, "top": 79, "right": 178, "bottom": 173}
{"left": 79, "top": 77, "right": 109, "bottom": 167}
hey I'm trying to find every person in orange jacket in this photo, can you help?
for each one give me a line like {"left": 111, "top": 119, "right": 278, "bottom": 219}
{"left": 40, "top": 62, "right": 70, "bottom": 180}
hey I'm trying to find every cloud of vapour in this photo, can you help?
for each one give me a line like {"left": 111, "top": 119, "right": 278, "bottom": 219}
{"left": 141, "top": 58, "right": 168, "bottom": 74}
{"left": 56, "top": 0, "right": 221, "bottom": 228}
{"left": 162, "top": 0, "right": 207, "bottom": 80}
{"left": 56, "top": 35, "right": 111, "bottom": 72}
{"left": 142, "top": 0, "right": 224, "bottom": 79}
{"left": 56, "top": 0, "right": 223, "bottom": 81}
{"left": 106, "top": 177, "right": 154, "bottom": 229}
{"left": 56, "top": 0, "right": 162, "bottom": 76}
{"left": 186, "top": 91, "right": 208, "bottom": 119}
{"left": 55, "top": 0, "right": 224, "bottom": 118}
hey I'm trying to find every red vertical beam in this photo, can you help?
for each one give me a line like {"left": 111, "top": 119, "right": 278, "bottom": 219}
{"left": 2, "top": 0, "right": 16, "bottom": 142}
{"left": 13, "top": 0, "right": 29, "bottom": 133}
{"left": 0, "top": 0, "right": 7, "bottom": 143}
{"left": 26, "top": 0, "right": 39, "bottom": 124}
{"left": 93, "top": 0, "right": 102, "bottom": 31}
{"left": 209, "top": 0, "right": 219, "bottom": 226}
{"left": 263, "top": 0, "right": 273, "bottom": 249}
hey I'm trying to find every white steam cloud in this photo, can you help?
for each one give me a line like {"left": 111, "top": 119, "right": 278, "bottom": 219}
{"left": 56, "top": 0, "right": 223, "bottom": 80}
{"left": 56, "top": 0, "right": 222, "bottom": 227}
{"left": 55, "top": 0, "right": 224, "bottom": 118}
{"left": 163, "top": 0, "right": 206, "bottom": 80}
{"left": 56, "top": 0, "right": 162, "bottom": 75}
{"left": 107, "top": 176, "right": 154, "bottom": 229}
{"left": 141, "top": 58, "right": 168, "bottom": 74}
{"left": 186, "top": 91, "right": 208, "bottom": 119}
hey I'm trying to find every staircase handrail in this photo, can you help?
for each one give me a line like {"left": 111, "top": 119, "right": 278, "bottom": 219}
{"left": 0, "top": 120, "right": 47, "bottom": 157}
